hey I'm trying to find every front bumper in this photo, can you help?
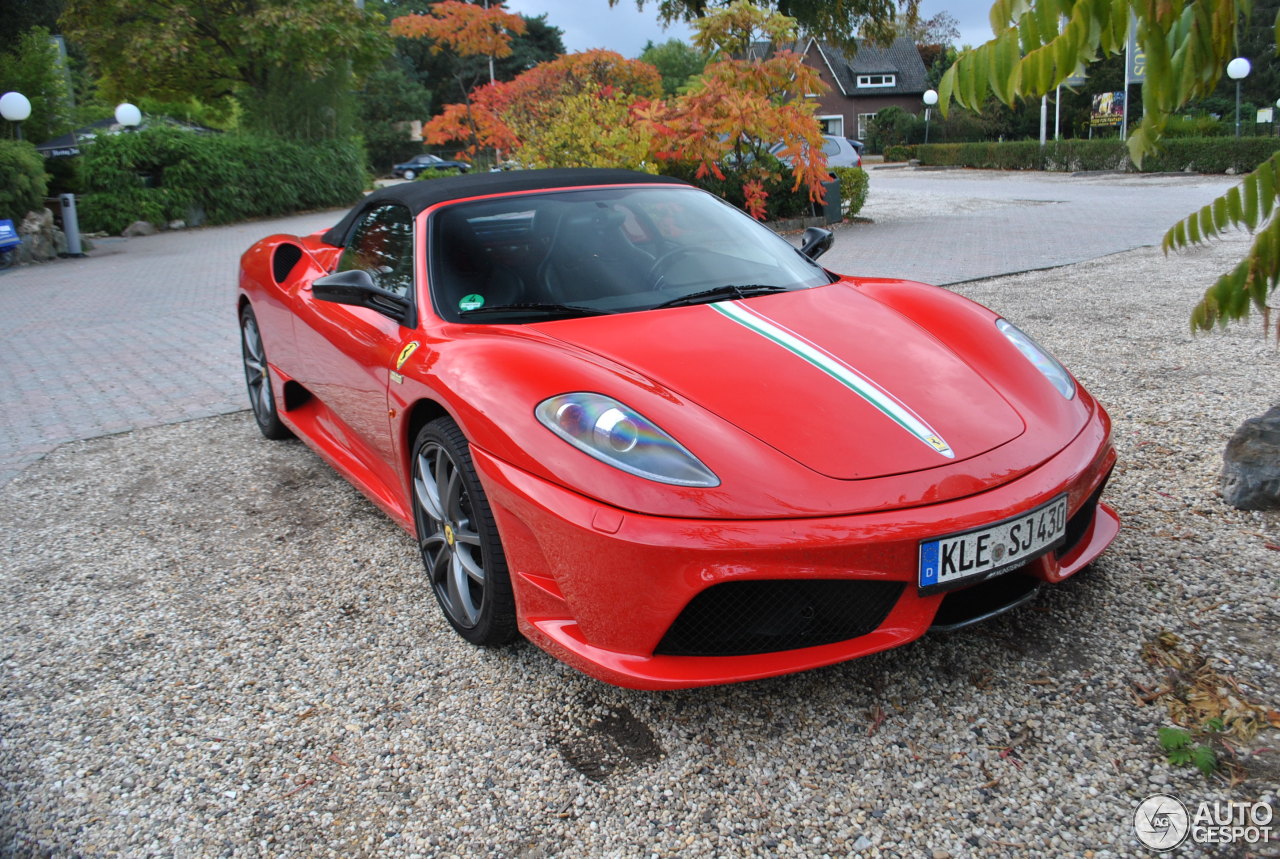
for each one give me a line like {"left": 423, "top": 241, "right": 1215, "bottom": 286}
{"left": 473, "top": 418, "right": 1118, "bottom": 690}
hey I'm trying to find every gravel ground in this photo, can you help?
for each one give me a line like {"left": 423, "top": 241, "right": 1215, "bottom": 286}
{"left": 2, "top": 217, "right": 1278, "bottom": 857}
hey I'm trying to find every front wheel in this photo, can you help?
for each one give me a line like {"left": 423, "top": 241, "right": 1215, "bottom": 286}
{"left": 411, "top": 417, "right": 517, "bottom": 646}
{"left": 240, "top": 305, "right": 292, "bottom": 440}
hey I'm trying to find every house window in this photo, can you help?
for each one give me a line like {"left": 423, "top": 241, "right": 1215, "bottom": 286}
{"left": 857, "top": 74, "right": 896, "bottom": 88}
{"left": 857, "top": 113, "right": 877, "bottom": 139}
{"left": 817, "top": 115, "right": 844, "bottom": 136}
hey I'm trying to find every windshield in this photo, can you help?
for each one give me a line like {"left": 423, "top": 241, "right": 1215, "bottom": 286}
{"left": 428, "top": 185, "right": 833, "bottom": 323}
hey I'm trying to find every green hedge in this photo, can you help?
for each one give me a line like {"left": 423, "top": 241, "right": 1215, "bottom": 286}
{"left": 883, "top": 145, "right": 916, "bottom": 163}
{"left": 79, "top": 128, "right": 367, "bottom": 234}
{"left": 914, "top": 136, "right": 1280, "bottom": 174}
{"left": 831, "top": 167, "right": 868, "bottom": 216}
{"left": 0, "top": 140, "right": 49, "bottom": 223}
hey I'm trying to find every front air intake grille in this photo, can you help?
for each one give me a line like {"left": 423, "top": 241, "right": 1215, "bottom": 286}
{"left": 655, "top": 579, "right": 904, "bottom": 657}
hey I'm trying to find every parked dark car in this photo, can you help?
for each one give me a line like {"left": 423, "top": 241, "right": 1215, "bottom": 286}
{"left": 392, "top": 154, "right": 471, "bottom": 179}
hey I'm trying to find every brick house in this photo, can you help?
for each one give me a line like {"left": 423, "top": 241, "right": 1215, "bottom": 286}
{"left": 801, "top": 37, "right": 931, "bottom": 142}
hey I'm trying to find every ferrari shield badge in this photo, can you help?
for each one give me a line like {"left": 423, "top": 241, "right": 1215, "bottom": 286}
{"left": 396, "top": 341, "right": 420, "bottom": 371}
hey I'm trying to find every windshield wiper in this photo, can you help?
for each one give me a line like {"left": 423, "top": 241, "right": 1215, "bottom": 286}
{"left": 655, "top": 284, "right": 789, "bottom": 309}
{"left": 459, "top": 302, "right": 610, "bottom": 319}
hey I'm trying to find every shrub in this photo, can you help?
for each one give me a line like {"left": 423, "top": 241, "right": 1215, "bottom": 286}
{"left": 867, "top": 106, "right": 925, "bottom": 152}
{"left": 1143, "top": 136, "right": 1280, "bottom": 173}
{"left": 882, "top": 145, "right": 915, "bottom": 162}
{"left": 831, "top": 167, "right": 868, "bottom": 215}
{"left": 0, "top": 140, "right": 49, "bottom": 223}
{"left": 913, "top": 136, "right": 1280, "bottom": 175}
{"left": 79, "top": 128, "right": 366, "bottom": 234}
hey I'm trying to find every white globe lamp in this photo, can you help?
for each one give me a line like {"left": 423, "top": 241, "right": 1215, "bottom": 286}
{"left": 115, "top": 102, "right": 142, "bottom": 128}
{"left": 1227, "top": 58, "right": 1251, "bottom": 137}
{"left": 922, "top": 89, "right": 939, "bottom": 144}
{"left": 1, "top": 91, "right": 32, "bottom": 140}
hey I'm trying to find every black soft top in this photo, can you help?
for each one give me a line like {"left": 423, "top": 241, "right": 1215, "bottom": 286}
{"left": 320, "top": 168, "right": 691, "bottom": 246}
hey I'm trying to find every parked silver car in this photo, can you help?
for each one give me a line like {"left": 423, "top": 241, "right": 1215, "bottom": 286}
{"left": 771, "top": 134, "right": 863, "bottom": 169}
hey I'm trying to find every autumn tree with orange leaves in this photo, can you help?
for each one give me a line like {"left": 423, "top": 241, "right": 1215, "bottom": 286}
{"left": 416, "top": 1, "right": 829, "bottom": 220}
{"left": 423, "top": 50, "right": 662, "bottom": 169}
{"left": 637, "top": 1, "right": 829, "bottom": 219}
{"left": 391, "top": 0, "right": 526, "bottom": 157}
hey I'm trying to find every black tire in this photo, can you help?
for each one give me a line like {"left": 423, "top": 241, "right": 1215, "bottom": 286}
{"left": 239, "top": 305, "right": 292, "bottom": 440}
{"left": 411, "top": 417, "right": 517, "bottom": 646}
{"left": 403, "top": 169, "right": 416, "bottom": 180}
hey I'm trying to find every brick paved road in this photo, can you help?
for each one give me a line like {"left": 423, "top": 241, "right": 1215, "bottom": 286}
{"left": 825, "top": 168, "right": 1238, "bottom": 284}
{"left": 0, "top": 211, "right": 338, "bottom": 485}
{"left": 0, "top": 169, "right": 1238, "bottom": 485}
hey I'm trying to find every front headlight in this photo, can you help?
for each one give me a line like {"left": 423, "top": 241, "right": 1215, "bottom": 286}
{"left": 535, "top": 393, "right": 720, "bottom": 487}
{"left": 997, "top": 319, "right": 1076, "bottom": 399}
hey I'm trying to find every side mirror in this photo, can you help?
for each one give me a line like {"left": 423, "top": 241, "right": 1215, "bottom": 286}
{"left": 313, "top": 269, "right": 416, "bottom": 327}
{"left": 799, "top": 227, "right": 834, "bottom": 261}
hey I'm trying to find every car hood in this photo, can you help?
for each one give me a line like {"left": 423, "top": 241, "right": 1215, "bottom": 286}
{"left": 540, "top": 284, "right": 1027, "bottom": 480}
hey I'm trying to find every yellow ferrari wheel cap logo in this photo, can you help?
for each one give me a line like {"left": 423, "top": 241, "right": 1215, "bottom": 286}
{"left": 396, "top": 341, "right": 420, "bottom": 371}
{"left": 444, "top": 523, "right": 455, "bottom": 546}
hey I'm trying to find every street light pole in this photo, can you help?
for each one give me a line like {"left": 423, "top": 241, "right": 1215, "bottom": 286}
{"left": 922, "top": 88, "right": 938, "bottom": 145}
{"left": 1227, "top": 57, "right": 1251, "bottom": 138}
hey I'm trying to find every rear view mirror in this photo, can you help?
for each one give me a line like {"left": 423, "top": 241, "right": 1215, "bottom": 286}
{"left": 313, "top": 269, "right": 415, "bottom": 327}
{"left": 800, "top": 227, "right": 834, "bottom": 261}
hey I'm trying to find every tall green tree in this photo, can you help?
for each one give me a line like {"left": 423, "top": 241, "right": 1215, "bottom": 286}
{"left": 0, "top": 26, "right": 74, "bottom": 142}
{"left": 60, "top": 0, "right": 390, "bottom": 140}
{"left": 611, "top": 0, "right": 918, "bottom": 49}
{"left": 639, "top": 38, "right": 709, "bottom": 95}
{"left": 372, "top": 0, "right": 563, "bottom": 117}
{"left": 941, "top": 0, "right": 1280, "bottom": 334}
{"left": 0, "top": 0, "right": 65, "bottom": 43}
{"left": 358, "top": 61, "right": 434, "bottom": 172}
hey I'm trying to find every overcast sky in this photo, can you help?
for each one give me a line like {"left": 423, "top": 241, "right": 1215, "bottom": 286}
{"left": 499, "top": 0, "right": 997, "bottom": 59}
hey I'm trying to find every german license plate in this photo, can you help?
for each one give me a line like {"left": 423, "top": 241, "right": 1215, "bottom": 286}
{"left": 918, "top": 495, "right": 1068, "bottom": 594}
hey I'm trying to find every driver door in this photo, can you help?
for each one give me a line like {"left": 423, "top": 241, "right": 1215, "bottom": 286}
{"left": 291, "top": 203, "right": 418, "bottom": 499}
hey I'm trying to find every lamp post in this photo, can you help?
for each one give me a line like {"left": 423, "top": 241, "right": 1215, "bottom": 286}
{"left": 114, "top": 102, "right": 142, "bottom": 129}
{"left": 1, "top": 91, "right": 32, "bottom": 140}
{"left": 1227, "top": 57, "right": 1251, "bottom": 137}
{"left": 923, "top": 88, "right": 938, "bottom": 144}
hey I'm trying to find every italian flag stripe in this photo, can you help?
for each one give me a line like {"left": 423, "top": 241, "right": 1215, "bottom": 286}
{"left": 711, "top": 300, "right": 955, "bottom": 459}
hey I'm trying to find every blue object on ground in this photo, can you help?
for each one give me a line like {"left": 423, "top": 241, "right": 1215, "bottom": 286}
{"left": 0, "top": 220, "right": 21, "bottom": 250}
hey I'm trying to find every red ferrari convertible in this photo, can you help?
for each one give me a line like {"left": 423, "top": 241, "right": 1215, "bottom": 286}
{"left": 238, "top": 168, "right": 1118, "bottom": 689}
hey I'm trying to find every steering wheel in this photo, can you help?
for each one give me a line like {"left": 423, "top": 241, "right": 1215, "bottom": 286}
{"left": 646, "top": 245, "right": 701, "bottom": 290}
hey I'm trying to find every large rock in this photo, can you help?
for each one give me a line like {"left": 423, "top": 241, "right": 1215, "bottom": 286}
{"left": 18, "top": 208, "right": 57, "bottom": 262}
{"left": 122, "top": 220, "right": 158, "bottom": 237}
{"left": 1221, "top": 405, "right": 1280, "bottom": 510}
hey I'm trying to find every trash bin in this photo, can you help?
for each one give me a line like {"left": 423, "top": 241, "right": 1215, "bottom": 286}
{"left": 818, "top": 177, "right": 841, "bottom": 224}
{"left": 59, "top": 193, "right": 84, "bottom": 256}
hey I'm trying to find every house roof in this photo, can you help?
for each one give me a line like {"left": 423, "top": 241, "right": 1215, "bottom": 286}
{"left": 809, "top": 37, "right": 930, "bottom": 97}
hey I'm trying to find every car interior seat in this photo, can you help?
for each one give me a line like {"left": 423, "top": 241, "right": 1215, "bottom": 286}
{"left": 535, "top": 204, "right": 655, "bottom": 305}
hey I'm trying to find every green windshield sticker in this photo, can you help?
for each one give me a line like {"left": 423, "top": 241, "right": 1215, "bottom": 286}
{"left": 459, "top": 294, "right": 485, "bottom": 311}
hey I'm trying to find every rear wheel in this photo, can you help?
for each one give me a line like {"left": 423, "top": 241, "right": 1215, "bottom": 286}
{"left": 411, "top": 417, "right": 516, "bottom": 646}
{"left": 403, "top": 169, "right": 416, "bottom": 180}
{"left": 240, "top": 305, "right": 292, "bottom": 440}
